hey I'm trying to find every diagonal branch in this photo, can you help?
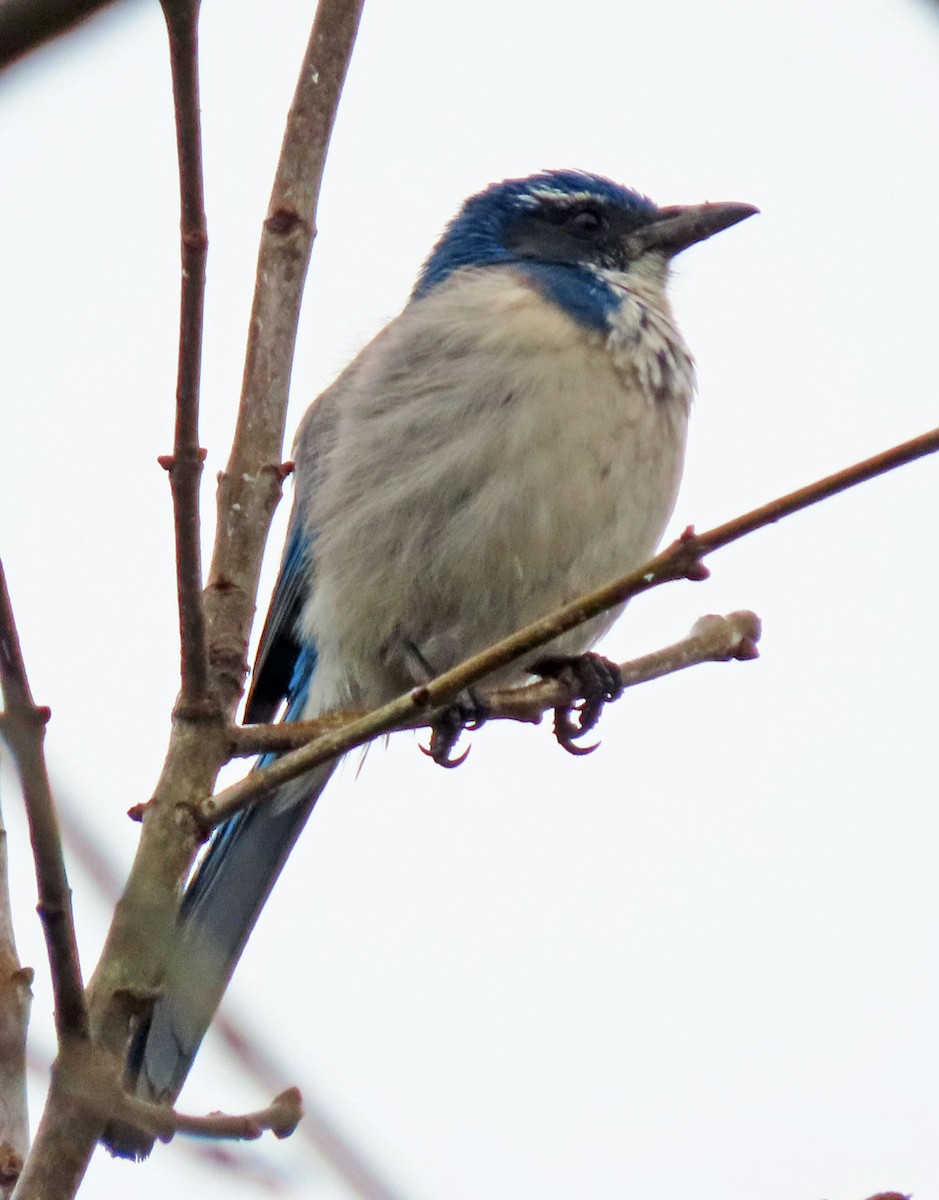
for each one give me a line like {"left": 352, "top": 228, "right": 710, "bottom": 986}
{"left": 204, "top": 423, "right": 939, "bottom": 826}
{"left": 0, "top": 0, "right": 135, "bottom": 71}
{"left": 229, "top": 610, "right": 762, "bottom": 757}
{"left": 159, "top": 0, "right": 210, "bottom": 711}
{"left": 0, "top": 562, "right": 87, "bottom": 1046}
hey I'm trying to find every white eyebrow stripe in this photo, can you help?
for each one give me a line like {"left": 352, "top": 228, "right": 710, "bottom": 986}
{"left": 525, "top": 188, "right": 602, "bottom": 204}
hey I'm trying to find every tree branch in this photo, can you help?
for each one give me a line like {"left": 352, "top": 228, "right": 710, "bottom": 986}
{"left": 0, "top": 0, "right": 136, "bottom": 71}
{"left": 24, "top": 1039, "right": 304, "bottom": 1190}
{"left": 159, "top": 0, "right": 210, "bottom": 712}
{"left": 52, "top": 783, "right": 416, "bottom": 1198}
{"left": 0, "top": 561, "right": 87, "bottom": 1046}
{"left": 203, "top": 0, "right": 365, "bottom": 716}
{"left": 0, "top": 774, "right": 32, "bottom": 1199}
{"left": 229, "top": 610, "right": 762, "bottom": 757}
{"left": 204, "top": 423, "right": 939, "bottom": 826}
{"left": 113, "top": 1085, "right": 302, "bottom": 1148}
{"left": 13, "top": 4, "right": 365, "bottom": 1196}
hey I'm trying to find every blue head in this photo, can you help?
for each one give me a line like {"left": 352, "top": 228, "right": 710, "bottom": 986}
{"left": 413, "top": 170, "right": 757, "bottom": 332}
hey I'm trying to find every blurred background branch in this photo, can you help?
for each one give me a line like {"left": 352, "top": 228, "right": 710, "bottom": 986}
{"left": 56, "top": 786, "right": 412, "bottom": 1200}
{"left": 0, "top": 0, "right": 138, "bottom": 70}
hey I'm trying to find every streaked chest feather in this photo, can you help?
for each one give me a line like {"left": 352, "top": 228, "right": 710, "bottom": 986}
{"left": 600, "top": 269, "right": 697, "bottom": 405}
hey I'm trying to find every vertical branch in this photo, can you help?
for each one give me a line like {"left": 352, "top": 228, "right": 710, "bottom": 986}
{"left": 15, "top": 3, "right": 365, "bottom": 1196}
{"left": 204, "top": 0, "right": 365, "bottom": 713}
{"left": 0, "top": 563, "right": 87, "bottom": 1048}
{"left": 160, "top": 0, "right": 210, "bottom": 711}
{"left": 0, "top": 785, "right": 32, "bottom": 1198}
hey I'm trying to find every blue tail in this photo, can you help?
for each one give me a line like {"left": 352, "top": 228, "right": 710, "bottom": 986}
{"left": 103, "top": 491, "right": 328, "bottom": 1157}
{"left": 103, "top": 761, "right": 334, "bottom": 1158}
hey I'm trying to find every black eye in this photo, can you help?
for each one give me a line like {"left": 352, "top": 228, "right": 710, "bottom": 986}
{"left": 568, "top": 206, "right": 604, "bottom": 235}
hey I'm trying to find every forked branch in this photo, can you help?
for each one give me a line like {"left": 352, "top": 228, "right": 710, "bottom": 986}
{"left": 0, "top": 562, "right": 87, "bottom": 1046}
{"left": 112, "top": 1085, "right": 303, "bottom": 1149}
{"left": 205, "top": 423, "right": 939, "bottom": 826}
{"left": 160, "top": 0, "right": 210, "bottom": 711}
{"left": 230, "top": 609, "right": 763, "bottom": 756}
{"left": 14, "top": 3, "right": 365, "bottom": 1197}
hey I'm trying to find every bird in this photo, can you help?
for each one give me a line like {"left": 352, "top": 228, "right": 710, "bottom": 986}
{"left": 105, "top": 169, "right": 756, "bottom": 1157}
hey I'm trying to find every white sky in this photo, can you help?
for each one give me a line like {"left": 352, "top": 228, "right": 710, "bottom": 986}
{"left": 1, "top": 0, "right": 939, "bottom": 1197}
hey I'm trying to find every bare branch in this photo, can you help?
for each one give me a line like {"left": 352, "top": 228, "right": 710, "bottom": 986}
{"left": 231, "top": 610, "right": 762, "bottom": 756}
{"left": 159, "top": 0, "right": 210, "bottom": 712}
{"left": 0, "top": 786, "right": 32, "bottom": 1198}
{"left": 51, "top": 782, "right": 420, "bottom": 1198}
{"left": 0, "top": 561, "right": 87, "bottom": 1046}
{"left": 21, "top": 1041, "right": 300, "bottom": 1178}
{"left": 113, "top": 1085, "right": 303, "bottom": 1148}
{"left": 13, "top": 5, "right": 366, "bottom": 1195}
{"left": 25, "top": 1039, "right": 297, "bottom": 1189}
{"left": 205, "top": 423, "right": 939, "bottom": 825}
{"left": 500, "top": 609, "right": 760, "bottom": 718}
{"left": 84, "top": 0, "right": 371, "bottom": 1054}
{"left": 692, "top": 425, "right": 939, "bottom": 554}
{"left": 0, "top": 0, "right": 136, "bottom": 71}
{"left": 203, "top": 0, "right": 366, "bottom": 716}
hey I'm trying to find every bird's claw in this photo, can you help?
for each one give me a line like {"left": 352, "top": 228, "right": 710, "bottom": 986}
{"left": 533, "top": 652, "right": 624, "bottom": 756}
{"left": 421, "top": 693, "right": 489, "bottom": 768}
{"left": 421, "top": 722, "right": 471, "bottom": 768}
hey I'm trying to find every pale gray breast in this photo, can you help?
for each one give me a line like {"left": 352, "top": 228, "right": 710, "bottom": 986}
{"left": 298, "top": 268, "right": 692, "bottom": 712}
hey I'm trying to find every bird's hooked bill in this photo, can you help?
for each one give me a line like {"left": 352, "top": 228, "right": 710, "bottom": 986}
{"left": 625, "top": 201, "right": 759, "bottom": 259}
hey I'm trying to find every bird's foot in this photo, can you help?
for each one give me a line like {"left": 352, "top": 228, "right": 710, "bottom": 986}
{"left": 422, "top": 691, "right": 490, "bottom": 768}
{"left": 533, "top": 653, "right": 624, "bottom": 756}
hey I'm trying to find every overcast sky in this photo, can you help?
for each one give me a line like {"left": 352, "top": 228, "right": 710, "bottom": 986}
{"left": 2, "top": 1, "right": 939, "bottom": 1197}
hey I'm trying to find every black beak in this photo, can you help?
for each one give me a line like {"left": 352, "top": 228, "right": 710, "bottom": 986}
{"left": 625, "top": 201, "right": 758, "bottom": 259}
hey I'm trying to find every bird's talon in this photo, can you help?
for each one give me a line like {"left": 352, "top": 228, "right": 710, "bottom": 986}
{"left": 553, "top": 706, "right": 601, "bottom": 756}
{"left": 558, "top": 735, "right": 600, "bottom": 757}
{"left": 423, "top": 692, "right": 489, "bottom": 768}
{"left": 421, "top": 732, "right": 471, "bottom": 768}
{"left": 534, "top": 652, "right": 624, "bottom": 755}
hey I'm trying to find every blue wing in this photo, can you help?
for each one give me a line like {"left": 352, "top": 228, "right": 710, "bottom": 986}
{"left": 244, "top": 517, "right": 314, "bottom": 725}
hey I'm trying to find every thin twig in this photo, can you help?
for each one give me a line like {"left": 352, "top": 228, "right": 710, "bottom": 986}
{"left": 160, "top": 0, "right": 210, "bottom": 711}
{"left": 53, "top": 786, "right": 415, "bottom": 1199}
{"left": 0, "top": 562, "right": 88, "bottom": 1045}
{"left": 13, "top": 6, "right": 366, "bottom": 1196}
{"left": 0, "top": 776, "right": 32, "bottom": 1198}
{"left": 231, "top": 610, "right": 762, "bottom": 756}
{"left": 24, "top": 1040, "right": 295, "bottom": 1189}
{"left": 34, "top": 1038, "right": 300, "bottom": 1155}
{"left": 203, "top": 0, "right": 366, "bottom": 714}
{"left": 114, "top": 1086, "right": 303, "bottom": 1147}
{"left": 692, "top": 425, "right": 939, "bottom": 554}
{"left": 205, "top": 424, "right": 939, "bottom": 826}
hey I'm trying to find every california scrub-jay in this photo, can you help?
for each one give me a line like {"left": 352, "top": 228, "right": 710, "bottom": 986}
{"left": 108, "top": 170, "right": 755, "bottom": 1156}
